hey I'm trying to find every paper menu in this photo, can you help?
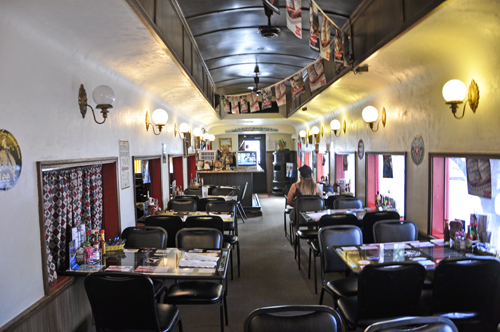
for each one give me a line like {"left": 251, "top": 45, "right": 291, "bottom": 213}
{"left": 105, "top": 265, "right": 133, "bottom": 272}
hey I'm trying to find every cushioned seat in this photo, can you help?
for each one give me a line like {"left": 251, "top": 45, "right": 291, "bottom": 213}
{"left": 364, "top": 316, "right": 458, "bottom": 332}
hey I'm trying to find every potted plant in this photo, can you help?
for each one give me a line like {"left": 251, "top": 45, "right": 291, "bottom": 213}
{"left": 277, "top": 138, "right": 287, "bottom": 150}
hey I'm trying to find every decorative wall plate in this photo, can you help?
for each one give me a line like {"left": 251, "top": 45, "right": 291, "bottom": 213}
{"left": 357, "top": 139, "right": 365, "bottom": 160}
{"left": 0, "top": 129, "right": 22, "bottom": 191}
{"left": 411, "top": 135, "right": 425, "bottom": 165}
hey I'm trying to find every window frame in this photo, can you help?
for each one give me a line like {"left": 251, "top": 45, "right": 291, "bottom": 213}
{"left": 36, "top": 157, "right": 120, "bottom": 295}
{"left": 334, "top": 151, "right": 356, "bottom": 195}
{"left": 132, "top": 155, "right": 163, "bottom": 222}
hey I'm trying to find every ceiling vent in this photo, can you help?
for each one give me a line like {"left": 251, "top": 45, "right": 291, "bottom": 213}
{"left": 259, "top": 6, "right": 280, "bottom": 39}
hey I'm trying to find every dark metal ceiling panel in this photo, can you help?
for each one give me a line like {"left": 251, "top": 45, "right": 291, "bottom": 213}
{"left": 206, "top": 54, "right": 311, "bottom": 71}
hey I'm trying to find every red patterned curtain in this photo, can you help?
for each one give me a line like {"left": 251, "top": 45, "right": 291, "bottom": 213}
{"left": 42, "top": 165, "right": 103, "bottom": 282}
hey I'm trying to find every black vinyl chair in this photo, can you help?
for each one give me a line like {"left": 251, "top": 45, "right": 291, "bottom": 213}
{"left": 172, "top": 194, "right": 200, "bottom": 204}
{"left": 206, "top": 200, "right": 241, "bottom": 278}
{"left": 318, "top": 225, "right": 362, "bottom": 306}
{"left": 362, "top": 211, "right": 401, "bottom": 244}
{"left": 212, "top": 186, "right": 247, "bottom": 223}
{"left": 243, "top": 305, "right": 344, "bottom": 332}
{"left": 144, "top": 215, "right": 183, "bottom": 248}
{"left": 309, "top": 213, "right": 361, "bottom": 293}
{"left": 332, "top": 197, "right": 364, "bottom": 210}
{"left": 211, "top": 187, "right": 236, "bottom": 196}
{"left": 84, "top": 272, "right": 183, "bottom": 332}
{"left": 121, "top": 226, "right": 168, "bottom": 249}
{"left": 184, "top": 187, "right": 202, "bottom": 196}
{"left": 373, "top": 220, "right": 418, "bottom": 243}
{"left": 167, "top": 197, "right": 197, "bottom": 211}
{"left": 337, "top": 261, "right": 426, "bottom": 330}
{"left": 165, "top": 227, "right": 228, "bottom": 332}
{"left": 283, "top": 186, "right": 293, "bottom": 241}
{"left": 198, "top": 196, "right": 225, "bottom": 211}
{"left": 293, "top": 195, "right": 324, "bottom": 271}
{"left": 431, "top": 256, "right": 500, "bottom": 332}
{"left": 364, "top": 316, "right": 458, "bottom": 332}
{"left": 325, "top": 195, "right": 354, "bottom": 209}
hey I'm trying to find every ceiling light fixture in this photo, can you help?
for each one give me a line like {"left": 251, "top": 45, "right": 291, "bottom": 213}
{"left": 362, "top": 106, "right": 386, "bottom": 132}
{"left": 145, "top": 109, "right": 168, "bottom": 135}
{"left": 442, "top": 79, "right": 479, "bottom": 119}
{"left": 78, "top": 84, "right": 115, "bottom": 124}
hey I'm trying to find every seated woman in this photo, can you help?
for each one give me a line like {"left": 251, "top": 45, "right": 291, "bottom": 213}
{"left": 287, "top": 165, "right": 322, "bottom": 231}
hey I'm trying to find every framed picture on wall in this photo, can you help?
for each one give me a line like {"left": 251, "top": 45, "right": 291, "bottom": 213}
{"left": 219, "top": 137, "right": 232, "bottom": 151}
{"left": 119, "top": 140, "right": 130, "bottom": 189}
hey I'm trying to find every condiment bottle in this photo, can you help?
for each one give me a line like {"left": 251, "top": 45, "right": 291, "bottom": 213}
{"left": 443, "top": 220, "right": 450, "bottom": 244}
{"left": 99, "top": 229, "right": 106, "bottom": 256}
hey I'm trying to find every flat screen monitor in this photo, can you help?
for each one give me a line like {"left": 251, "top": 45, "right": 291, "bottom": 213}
{"left": 237, "top": 151, "right": 257, "bottom": 167}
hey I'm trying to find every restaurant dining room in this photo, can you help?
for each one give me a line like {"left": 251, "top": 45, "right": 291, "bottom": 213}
{"left": 1, "top": 0, "right": 500, "bottom": 331}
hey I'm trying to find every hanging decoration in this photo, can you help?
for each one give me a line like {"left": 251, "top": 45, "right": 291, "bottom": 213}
{"left": 275, "top": 81, "right": 287, "bottom": 106}
{"left": 240, "top": 95, "right": 249, "bottom": 113}
{"left": 249, "top": 92, "right": 260, "bottom": 112}
{"left": 262, "top": 87, "right": 273, "bottom": 109}
{"left": 307, "top": 58, "right": 326, "bottom": 91}
{"left": 383, "top": 155, "right": 393, "bottom": 178}
{"left": 0, "top": 129, "right": 22, "bottom": 191}
{"left": 334, "top": 28, "right": 344, "bottom": 65}
{"left": 263, "top": 0, "right": 280, "bottom": 14}
{"left": 309, "top": 2, "right": 320, "bottom": 51}
{"left": 410, "top": 135, "right": 424, "bottom": 165}
{"left": 223, "top": 96, "right": 230, "bottom": 113}
{"left": 290, "top": 71, "right": 305, "bottom": 98}
{"left": 231, "top": 96, "right": 239, "bottom": 114}
{"left": 466, "top": 158, "right": 492, "bottom": 199}
{"left": 320, "top": 13, "right": 331, "bottom": 60}
{"left": 286, "top": 0, "right": 302, "bottom": 39}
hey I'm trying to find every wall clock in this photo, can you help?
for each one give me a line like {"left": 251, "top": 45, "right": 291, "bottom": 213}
{"left": 0, "top": 129, "right": 22, "bottom": 191}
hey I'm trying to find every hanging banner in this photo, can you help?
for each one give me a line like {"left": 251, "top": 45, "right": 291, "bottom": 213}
{"left": 290, "top": 71, "right": 305, "bottom": 98}
{"left": 231, "top": 96, "right": 239, "bottom": 114}
{"left": 309, "top": 2, "right": 320, "bottom": 51}
{"left": 223, "top": 96, "right": 231, "bottom": 113}
{"left": 466, "top": 158, "right": 492, "bottom": 199}
{"left": 320, "top": 13, "right": 331, "bottom": 60}
{"left": 262, "top": 87, "right": 273, "bottom": 109}
{"left": 286, "top": 0, "right": 302, "bottom": 39}
{"left": 307, "top": 58, "right": 326, "bottom": 91}
{"left": 263, "top": 0, "right": 280, "bottom": 14}
{"left": 334, "top": 28, "right": 344, "bottom": 65}
{"left": 240, "top": 95, "right": 249, "bottom": 113}
{"left": 275, "top": 81, "right": 287, "bottom": 106}
{"left": 249, "top": 92, "right": 260, "bottom": 113}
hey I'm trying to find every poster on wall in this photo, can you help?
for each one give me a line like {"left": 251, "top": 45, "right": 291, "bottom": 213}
{"left": 0, "top": 129, "right": 22, "bottom": 191}
{"left": 466, "top": 158, "right": 492, "bottom": 199}
{"left": 383, "top": 155, "right": 393, "bottom": 178}
{"left": 119, "top": 140, "right": 130, "bottom": 189}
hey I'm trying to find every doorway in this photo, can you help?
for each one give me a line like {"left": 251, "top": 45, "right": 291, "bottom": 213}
{"left": 238, "top": 134, "right": 267, "bottom": 193}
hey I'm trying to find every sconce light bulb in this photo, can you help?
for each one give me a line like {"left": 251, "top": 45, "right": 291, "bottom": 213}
{"left": 362, "top": 106, "right": 378, "bottom": 123}
{"left": 92, "top": 85, "right": 115, "bottom": 106}
{"left": 311, "top": 126, "right": 320, "bottom": 135}
{"left": 299, "top": 130, "right": 306, "bottom": 138}
{"left": 202, "top": 133, "right": 210, "bottom": 140}
{"left": 152, "top": 109, "right": 168, "bottom": 125}
{"left": 291, "top": 134, "right": 297, "bottom": 141}
{"left": 179, "top": 122, "right": 190, "bottom": 133}
{"left": 193, "top": 127, "right": 203, "bottom": 137}
{"left": 209, "top": 134, "right": 215, "bottom": 142}
{"left": 330, "top": 119, "right": 341, "bottom": 130}
{"left": 442, "top": 79, "right": 467, "bottom": 103}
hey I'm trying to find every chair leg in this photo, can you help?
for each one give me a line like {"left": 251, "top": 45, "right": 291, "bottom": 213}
{"left": 308, "top": 247, "right": 312, "bottom": 279}
{"left": 297, "top": 236, "right": 301, "bottom": 270}
{"left": 230, "top": 248, "right": 234, "bottom": 280}
{"left": 219, "top": 300, "right": 224, "bottom": 332}
{"left": 238, "top": 202, "right": 248, "bottom": 220}
{"left": 236, "top": 242, "right": 241, "bottom": 277}
{"left": 319, "top": 287, "right": 325, "bottom": 305}
{"left": 224, "top": 293, "right": 229, "bottom": 325}
{"left": 236, "top": 203, "right": 246, "bottom": 223}
{"left": 313, "top": 252, "right": 317, "bottom": 294}
{"left": 178, "top": 319, "right": 183, "bottom": 332}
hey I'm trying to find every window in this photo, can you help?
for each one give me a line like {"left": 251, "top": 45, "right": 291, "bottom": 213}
{"left": 430, "top": 154, "right": 499, "bottom": 248}
{"left": 366, "top": 152, "right": 406, "bottom": 218}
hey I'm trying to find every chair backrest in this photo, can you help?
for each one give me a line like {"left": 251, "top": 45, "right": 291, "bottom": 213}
{"left": 364, "top": 316, "right": 458, "bottom": 332}
{"left": 332, "top": 197, "right": 363, "bottom": 210}
{"left": 362, "top": 211, "right": 401, "bottom": 243}
{"left": 294, "top": 195, "right": 324, "bottom": 226}
{"left": 212, "top": 187, "right": 236, "bottom": 196}
{"left": 318, "top": 225, "right": 363, "bottom": 276}
{"left": 240, "top": 182, "right": 248, "bottom": 201}
{"left": 175, "top": 227, "right": 223, "bottom": 249}
{"left": 184, "top": 187, "right": 202, "bottom": 196}
{"left": 324, "top": 195, "right": 353, "bottom": 209}
{"left": 244, "top": 305, "right": 343, "bottom": 332}
{"left": 184, "top": 215, "right": 225, "bottom": 233}
{"left": 356, "top": 262, "right": 426, "bottom": 322}
{"left": 206, "top": 200, "right": 236, "bottom": 214}
{"left": 84, "top": 272, "right": 160, "bottom": 331}
{"left": 167, "top": 198, "right": 197, "bottom": 211}
{"left": 197, "top": 196, "right": 225, "bottom": 211}
{"left": 173, "top": 194, "right": 200, "bottom": 204}
{"left": 143, "top": 215, "right": 183, "bottom": 248}
{"left": 373, "top": 220, "right": 418, "bottom": 243}
{"left": 431, "top": 257, "right": 500, "bottom": 325}
{"left": 121, "top": 226, "right": 168, "bottom": 248}
{"left": 318, "top": 213, "right": 361, "bottom": 228}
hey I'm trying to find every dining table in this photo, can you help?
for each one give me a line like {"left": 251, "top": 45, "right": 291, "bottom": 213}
{"left": 62, "top": 247, "right": 230, "bottom": 281}
{"left": 300, "top": 208, "right": 373, "bottom": 225}
{"left": 332, "top": 240, "right": 468, "bottom": 274}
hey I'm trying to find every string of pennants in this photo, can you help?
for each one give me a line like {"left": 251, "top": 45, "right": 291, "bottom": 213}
{"left": 217, "top": 0, "right": 353, "bottom": 114}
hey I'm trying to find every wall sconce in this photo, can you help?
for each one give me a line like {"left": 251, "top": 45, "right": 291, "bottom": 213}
{"left": 145, "top": 109, "right": 168, "bottom": 135}
{"left": 362, "top": 106, "right": 386, "bottom": 132}
{"left": 330, "top": 119, "right": 346, "bottom": 137}
{"left": 175, "top": 122, "right": 191, "bottom": 147}
{"left": 299, "top": 130, "right": 306, "bottom": 144}
{"left": 78, "top": 84, "right": 115, "bottom": 124}
{"left": 310, "top": 125, "right": 320, "bottom": 143}
{"left": 291, "top": 134, "right": 297, "bottom": 142}
{"left": 442, "top": 79, "right": 479, "bottom": 119}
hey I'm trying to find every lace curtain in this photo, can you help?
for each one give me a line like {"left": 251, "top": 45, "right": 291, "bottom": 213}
{"left": 42, "top": 165, "right": 103, "bottom": 283}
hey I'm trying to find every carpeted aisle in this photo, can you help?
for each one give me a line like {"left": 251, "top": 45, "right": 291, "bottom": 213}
{"left": 174, "top": 195, "right": 340, "bottom": 332}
